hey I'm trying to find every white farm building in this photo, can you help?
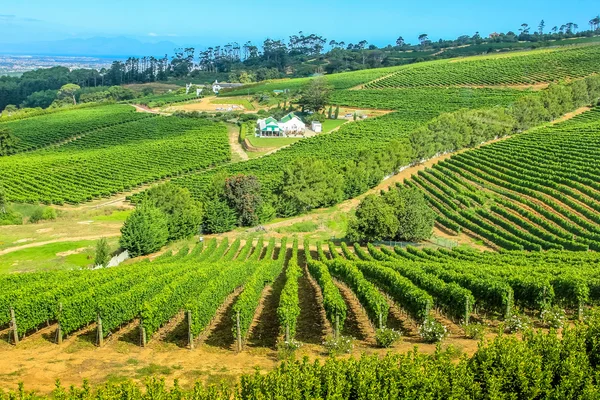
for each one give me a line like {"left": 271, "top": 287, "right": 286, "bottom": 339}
{"left": 256, "top": 113, "right": 306, "bottom": 137}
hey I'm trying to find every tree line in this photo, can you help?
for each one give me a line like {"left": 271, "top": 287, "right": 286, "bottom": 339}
{"left": 2, "top": 16, "right": 599, "bottom": 112}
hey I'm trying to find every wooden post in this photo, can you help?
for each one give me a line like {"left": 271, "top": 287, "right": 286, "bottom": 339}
{"left": 187, "top": 310, "right": 194, "bottom": 350}
{"left": 285, "top": 323, "right": 290, "bottom": 342}
{"left": 10, "top": 308, "right": 19, "bottom": 346}
{"left": 236, "top": 311, "right": 242, "bottom": 352}
{"left": 335, "top": 314, "right": 340, "bottom": 339}
{"left": 378, "top": 313, "right": 383, "bottom": 330}
{"left": 56, "top": 303, "right": 63, "bottom": 345}
{"left": 578, "top": 301, "right": 584, "bottom": 322}
{"left": 97, "top": 314, "right": 103, "bottom": 347}
{"left": 140, "top": 318, "right": 147, "bottom": 347}
{"left": 465, "top": 297, "right": 470, "bottom": 325}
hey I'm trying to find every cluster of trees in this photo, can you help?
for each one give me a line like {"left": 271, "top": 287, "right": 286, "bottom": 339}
{"left": 408, "top": 75, "right": 600, "bottom": 161}
{"left": 120, "top": 184, "right": 203, "bottom": 256}
{"left": 2, "top": 16, "right": 599, "bottom": 113}
{"left": 347, "top": 187, "right": 435, "bottom": 243}
{"left": 202, "top": 174, "right": 272, "bottom": 234}
{"left": 0, "top": 67, "right": 143, "bottom": 113}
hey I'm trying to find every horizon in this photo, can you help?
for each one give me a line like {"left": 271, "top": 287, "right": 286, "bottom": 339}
{"left": 1, "top": 0, "right": 599, "bottom": 57}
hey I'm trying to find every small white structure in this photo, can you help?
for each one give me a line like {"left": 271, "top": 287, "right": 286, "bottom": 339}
{"left": 256, "top": 112, "right": 306, "bottom": 137}
{"left": 212, "top": 80, "right": 244, "bottom": 94}
{"left": 311, "top": 121, "right": 322, "bottom": 133}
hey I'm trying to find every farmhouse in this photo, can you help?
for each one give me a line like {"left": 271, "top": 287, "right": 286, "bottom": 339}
{"left": 256, "top": 112, "right": 306, "bottom": 137}
{"left": 212, "top": 80, "right": 244, "bottom": 94}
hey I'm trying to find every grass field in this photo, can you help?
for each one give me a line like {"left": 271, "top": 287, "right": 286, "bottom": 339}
{"left": 0, "top": 238, "right": 121, "bottom": 274}
{"left": 246, "top": 136, "right": 303, "bottom": 148}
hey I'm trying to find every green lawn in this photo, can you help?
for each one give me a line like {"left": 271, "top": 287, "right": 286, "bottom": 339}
{"left": 0, "top": 238, "right": 120, "bottom": 274}
{"left": 247, "top": 136, "right": 303, "bottom": 148}
{"left": 322, "top": 119, "right": 347, "bottom": 133}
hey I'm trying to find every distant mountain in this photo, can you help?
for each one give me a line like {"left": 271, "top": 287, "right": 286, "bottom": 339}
{"left": 0, "top": 37, "right": 179, "bottom": 58}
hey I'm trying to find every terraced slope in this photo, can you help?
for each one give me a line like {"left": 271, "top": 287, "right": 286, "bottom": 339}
{"left": 0, "top": 117, "right": 230, "bottom": 204}
{"left": 0, "top": 104, "right": 152, "bottom": 154}
{"left": 405, "top": 108, "right": 600, "bottom": 251}
{"left": 364, "top": 45, "right": 600, "bottom": 88}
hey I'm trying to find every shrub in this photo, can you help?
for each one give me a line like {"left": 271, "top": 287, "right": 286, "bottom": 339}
{"left": 42, "top": 207, "right": 57, "bottom": 221}
{"left": 28, "top": 207, "right": 45, "bottom": 223}
{"left": 464, "top": 323, "right": 486, "bottom": 340}
{"left": 505, "top": 310, "right": 531, "bottom": 333}
{"left": 541, "top": 306, "right": 566, "bottom": 329}
{"left": 375, "top": 327, "right": 402, "bottom": 348}
{"left": 0, "top": 211, "right": 23, "bottom": 226}
{"left": 419, "top": 316, "right": 448, "bottom": 343}
{"left": 277, "top": 338, "right": 302, "bottom": 360}
{"left": 323, "top": 335, "right": 353, "bottom": 356}
{"left": 94, "top": 238, "right": 111, "bottom": 268}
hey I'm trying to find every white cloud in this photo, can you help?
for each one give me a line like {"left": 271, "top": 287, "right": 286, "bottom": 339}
{"left": 166, "top": 33, "right": 178, "bottom": 37}
{"left": 148, "top": 32, "right": 158, "bottom": 37}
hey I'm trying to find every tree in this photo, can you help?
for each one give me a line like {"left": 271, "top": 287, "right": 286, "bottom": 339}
{"left": 0, "top": 126, "right": 17, "bottom": 156}
{"left": 58, "top": 83, "right": 81, "bottom": 105}
{"left": 538, "top": 20, "right": 545, "bottom": 35}
{"left": 328, "top": 106, "right": 333, "bottom": 119}
{"left": 203, "top": 198, "right": 237, "bottom": 234}
{"left": 347, "top": 195, "right": 400, "bottom": 242}
{"left": 347, "top": 187, "right": 435, "bottom": 243}
{"left": 138, "top": 183, "right": 203, "bottom": 241}
{"left": 94, "top": 238, "right": 111, "bottom": 267}
{"left": 519, "top": 23, "right": 530, "bottom": 34}
{"left": 510, "top": 95, "right": 550, "bottom": 130}
{"left": 418, "top": 34, "right": 429, "bottom": 45}
{"left": 390, "top": 188, "right": 435, "bottom": 241}
{"left": 334, "top": 105, "right": 340, "bottom": 119}
{"left": 120, "top": 204, "right": 169, "bottom": 257}
{"left": 277, "top": 158, "right": 344, "bottom": 216}
{"left": 297, "top": 78, "right": 332, "bottom": 113}
{"left": 223, "top": 174, "right": 264, "bottom": 227}
{"left": 396, "top": 36, "right": 405, "bottom": 47}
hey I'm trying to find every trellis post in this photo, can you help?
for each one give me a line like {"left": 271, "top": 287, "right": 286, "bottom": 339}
{"left": 9, "top": 308, "right": 19, "bottom": 346}
{"left": 236, "top": 311, "right": 242, "bottom": 352}
{"left": 96, "top": 314, "right": 103, "bottom": 347}
{"left": 187, "top": 310, "right": 194, "bottom": 350}
{"left": 56, "top": 303, "right": 63, "bottom": 344}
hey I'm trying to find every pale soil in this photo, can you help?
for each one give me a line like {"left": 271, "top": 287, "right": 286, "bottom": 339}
{"left": 0, "top": 315, "right": 490, "bottom": 395}
{"left": 165, "top": 96, "right": 258, "bottom": 114}
{"left": 551, "top": 106, "right": 591, "bottom": 124}
{"left": 227, "top": 125, "right": 249, "bottom": 161}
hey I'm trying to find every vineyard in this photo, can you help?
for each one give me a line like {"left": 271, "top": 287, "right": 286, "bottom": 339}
{"left": 0, "top": 104, "right": 152, "bottom": 154}
{"left": 3, "top": 239, "right": 600, "bottom": 351}
{"left": 0, "top": 116, "right": 230, "bottom": 204}
{"left": 364, "top": 44, "right": 600, "bottom": 88}
{"left": 167, "top": 87, "right": 531, "bottom": 200}
{"left": 404, "top": 107, "right": 600, "bottom": 252}
{"left": 221, "top": 65, "right": 405, "bottom": 96}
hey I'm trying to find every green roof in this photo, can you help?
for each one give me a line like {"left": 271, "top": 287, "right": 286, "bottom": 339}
{"left": 279, "top": 113, "right": 297, "bottom": 123}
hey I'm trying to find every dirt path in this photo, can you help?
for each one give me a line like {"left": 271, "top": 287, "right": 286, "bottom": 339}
{"left": 551, "top": 106, "right": 591, "bottom": 124}
{"left": 227, "top": 125, "right": 249, "bottom": 161}
{"left": 131, "top": 104, "right": 159, "bottom": 114}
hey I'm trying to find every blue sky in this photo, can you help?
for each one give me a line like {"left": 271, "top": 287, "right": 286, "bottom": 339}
{"left": 2, "top": 0, "right": 599, "bottom": 46}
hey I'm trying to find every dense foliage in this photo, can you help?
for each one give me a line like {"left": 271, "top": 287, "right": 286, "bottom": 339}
{"left": 348, "top": 187, "right": 435, "bottom": 243}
